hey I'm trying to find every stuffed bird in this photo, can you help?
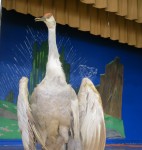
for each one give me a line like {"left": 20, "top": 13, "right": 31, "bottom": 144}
{"left": 17, "top": 13, "right": 106, "bottom": 150}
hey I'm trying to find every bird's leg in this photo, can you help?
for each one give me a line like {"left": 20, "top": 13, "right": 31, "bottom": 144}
{"left": 55, "top": 136, "right": 65, "bottom": 150}
{"left": 59, "top": 125, "right": 69, "bottom": 143}
{"left": 59, "top": 125, "right": 69, "bottom": 150}
{"left": 60, "top": 144, "right": 67, "bottom": 150}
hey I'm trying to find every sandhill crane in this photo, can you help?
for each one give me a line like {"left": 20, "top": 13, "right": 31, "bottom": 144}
{"left": 17, "top": 13, "right": 106, "bottom": 150}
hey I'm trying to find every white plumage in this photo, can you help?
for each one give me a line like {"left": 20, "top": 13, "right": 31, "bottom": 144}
{"left": 17, "top": 13, "right": 106, "bottom": 150}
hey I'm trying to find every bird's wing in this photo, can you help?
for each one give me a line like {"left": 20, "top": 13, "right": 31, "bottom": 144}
{"left": 17, "top": 77, "right": 48, "bottom": 150}
{"left": 78, "top": 78, "right": 106, "bottom": 150}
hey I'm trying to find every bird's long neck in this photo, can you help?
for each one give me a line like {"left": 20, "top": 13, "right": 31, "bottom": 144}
{"left": 48, "top": 27, "right": 59, "bottom": 59}
{"left": 44, "top": 25, "right": 66, "bottom": 83}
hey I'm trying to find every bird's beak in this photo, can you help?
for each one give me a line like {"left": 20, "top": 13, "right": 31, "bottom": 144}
{"left": 35, "top": 17, "right": 45, "bottom": 22}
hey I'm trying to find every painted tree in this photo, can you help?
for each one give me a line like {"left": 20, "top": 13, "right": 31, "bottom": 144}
{"left": 5, "top": 90, "right": 14, "bottom": 103}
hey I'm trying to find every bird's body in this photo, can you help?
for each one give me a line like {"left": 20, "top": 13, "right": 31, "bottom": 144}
{"left": 31, "top": 81, "right": 72, "bottom": 129}
{"left": 30, "top": 83, "right": 73, "bottom": 149}
{"left": 17, "top": 13, "right": 106, "bottom": 150}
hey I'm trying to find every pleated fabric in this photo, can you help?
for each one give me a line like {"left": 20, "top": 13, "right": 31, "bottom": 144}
{"left": 2, "top": 0, "right": 142, "bottom": 48}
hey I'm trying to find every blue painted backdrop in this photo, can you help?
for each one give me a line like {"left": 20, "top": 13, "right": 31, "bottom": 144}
{"left": 0, "top": 9, "right": 142, "bottom": 143}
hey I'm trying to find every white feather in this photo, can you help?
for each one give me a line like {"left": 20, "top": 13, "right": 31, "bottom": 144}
{"left": 78, "top": 78, "right": 106, "bottom": 150}
{"left": 17, "top": 77, "right": 48, "bottom": 150}
{"left": 17, "top": 77, "right": 35, "bottom": 150}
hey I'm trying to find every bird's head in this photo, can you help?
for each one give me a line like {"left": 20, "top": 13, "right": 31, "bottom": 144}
{"left": 35, "top": 13, "right": 56, "bottom": 28}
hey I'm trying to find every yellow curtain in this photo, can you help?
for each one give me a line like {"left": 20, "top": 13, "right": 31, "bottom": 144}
{"left": 2, "top": 0, "right": 142, "bottom": 48}
{"left": 82, "top": 0, "right": 142, "bottom": 23}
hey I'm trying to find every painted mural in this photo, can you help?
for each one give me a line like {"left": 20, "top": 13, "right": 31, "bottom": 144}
{"left": 0, "top": 9, "right": 142, "bottom": 143}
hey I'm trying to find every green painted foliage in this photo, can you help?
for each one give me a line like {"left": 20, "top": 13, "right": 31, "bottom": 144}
{"left": 0, "top": 100, "right": 17, "bottom": 114}
{"left": 5, "top": 90, "right": 14, "bottom": 103}
{"left": 105, "top": 114, "right": 125, "bottom": 138}
{"left": 29, "top": 41, "right": 48, "bottom": 94}
{"left": 60, "top": 47, "right": 70, "bottom": 83}
{"left": 0, "top": 117, "right": 21, "bottom": 139}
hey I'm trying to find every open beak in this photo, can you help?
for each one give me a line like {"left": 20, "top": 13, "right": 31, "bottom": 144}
{"left": 35, "top": 17, "right": 45, "bottom": 22}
